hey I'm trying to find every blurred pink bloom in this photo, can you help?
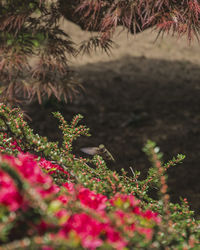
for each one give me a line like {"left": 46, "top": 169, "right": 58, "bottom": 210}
{"left": 39, "top": 158, "right": 70, "bottom": 177}
{"left": 59, "top": 213, "right": 104, "bottom": 249}
{"left": 0, "top": 153, "right": 59, "bottom": 211}
{"left": 0, "top": 170, "right": 24, "bottom": 211}
{"left": 57, "top": 194, "right": 69, "bottom": 204}
{"left": 142, "top": 209, "right": 161, "bottom": 223}
{"left": 78, "top": 188, "right": 107, "bottom": 211}
{"left": 62, "top": 182, "right": 75, "bottom": 193}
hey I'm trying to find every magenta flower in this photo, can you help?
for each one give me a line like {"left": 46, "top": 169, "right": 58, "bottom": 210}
{"left": 62, "top": 182, "right": 75, "bottom": 193}
{"left": 142, "top": 210, "right": 161, "bottom": 223}
{"left": 0, "top": 170, "right": 24, "bottom": 211}
{"left": 0, "top": 151, "right": 160, "bottom": 249}
{"left": 57, "top": 194, "right": 69, "bottom": 205}
{"left": 59, "top": 213, "right": 104, "bottom": 249}
{"left": 0, "top": 153, "right": 59, "bottom": 210}
{"left": 10, "top": 140, "right": 23, "bottom": 152}
{"left": 78, "top": 188, "right": 108, "bottom": 211}
{"left": 38, "top": 158, "right": 70, "bottom": 177}
{"left": 104, "top": 225, "right": 127, "bottom": 249}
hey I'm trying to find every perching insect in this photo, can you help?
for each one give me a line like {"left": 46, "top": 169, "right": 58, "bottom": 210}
{"left": 80, "top": 144, "right": 115, "bottom": 162}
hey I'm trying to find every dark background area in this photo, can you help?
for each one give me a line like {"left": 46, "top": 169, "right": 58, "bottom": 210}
{"left": 24, "top": 22, "right": 200, "bottom": 216}
{"left": 25, "top": 55, "right": 200, "bottom": 216}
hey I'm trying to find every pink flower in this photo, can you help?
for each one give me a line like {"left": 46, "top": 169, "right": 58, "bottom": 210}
{"left": 0, "top": 153, "right": 60, "bottom": 211}
{"left": 142, "top": 210, "right": 161, "bottom": 223}
{"left": 2, "top": 153, "right": 45, "bottom": 184}
{"left": 78, "top": 188, "right": 107, "bottom": 211}
{"left": 1, "top": 135, "right": 23, "bottom": 153}
{"left": 11, "top": 140, "right": 23, "bottom": 152}
{"left": 132, "top": 206, "right": 141, "bottom": 215}
{"left": 59, "top": 212, "right": 128, "bottom": 250}
{"left": 38, "top": 158, "right": 70, "bottom": 177}
{"left": 115, "top": 209, "right": 126, "bottom": 219}
{"left": 61, "top": 213, "right": 104, "bottom": 236}
{"left": 1, "top": 153, "right": 59, "bottom": 201}
{"left": 56, "top": 209, "right": 69, "bottom": 220}
{"left": 57, "top": 194, "right": 69, "bottom": 204}
{"left": 37, "top": 184, "right": 60, "bottom": 198}
{"left": 0, "top": 170, "right": 25, "bottom": 211}
{"left": 59, "top": 213, "right": 104, "bottom": 249}
{"left": 114, "top": 209, "right": 136, "bottom": 232}
{"left": 62, "top": 182, "right": 75, "bottom": 193}
{"left": 104, "top": 225, "right": 127, "bottom": 250}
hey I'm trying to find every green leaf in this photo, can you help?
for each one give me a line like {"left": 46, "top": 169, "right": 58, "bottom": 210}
{"left": 7, "top": 40, "right": 13, "bottom": 46}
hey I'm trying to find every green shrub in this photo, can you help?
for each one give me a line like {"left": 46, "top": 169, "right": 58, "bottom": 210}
{"left": 0, "top": 104, "right": 199, "bottom": 249}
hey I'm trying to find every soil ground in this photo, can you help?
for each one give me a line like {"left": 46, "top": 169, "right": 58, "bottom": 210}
{"left": 25, "top": 21, "right": 200, "bottom": 216}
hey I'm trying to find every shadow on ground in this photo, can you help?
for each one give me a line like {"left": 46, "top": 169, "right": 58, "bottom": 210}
{"left": 25, "top": 55, "right": 200, "bottom": 215}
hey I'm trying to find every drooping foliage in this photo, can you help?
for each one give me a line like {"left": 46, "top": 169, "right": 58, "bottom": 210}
{"left": 60, "top": 0, "right": 200, "bottom": 42}
{"left": 0, "top": 0, "right": 79, "bottom": 104}
{"left": 1, "top": 0, "right": 200, "bottom": 104}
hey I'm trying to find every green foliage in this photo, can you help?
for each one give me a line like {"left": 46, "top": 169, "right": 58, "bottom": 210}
{"left": 0, "top": 104, "right": 199, "bottom": 249}
{"left": 142, "top": 140, "right": 185, "bottom": 190}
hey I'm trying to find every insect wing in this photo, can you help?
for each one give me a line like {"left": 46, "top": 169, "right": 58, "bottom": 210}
{"left": 80, "top": 147, "right": 99, "bottom": 155}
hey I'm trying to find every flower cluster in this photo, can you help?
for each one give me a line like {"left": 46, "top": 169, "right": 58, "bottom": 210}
{"left": 0, "top": 153, "right": 59, "bottom": 211}
{"left": 0, "top": 152, "right": 160, "bottom": 249}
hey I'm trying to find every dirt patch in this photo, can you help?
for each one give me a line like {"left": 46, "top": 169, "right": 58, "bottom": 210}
{"left": 24, "top": 21, "right": 200, "bottom": 216}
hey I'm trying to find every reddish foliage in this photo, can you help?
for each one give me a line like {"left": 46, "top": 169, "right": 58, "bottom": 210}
{"left": 1, "top": 1, "right": 200, "bottom": 104}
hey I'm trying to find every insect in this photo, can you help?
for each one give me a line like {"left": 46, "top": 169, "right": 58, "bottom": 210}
{"left": 80, "top": 144, "right": 115, "bottom": 162}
